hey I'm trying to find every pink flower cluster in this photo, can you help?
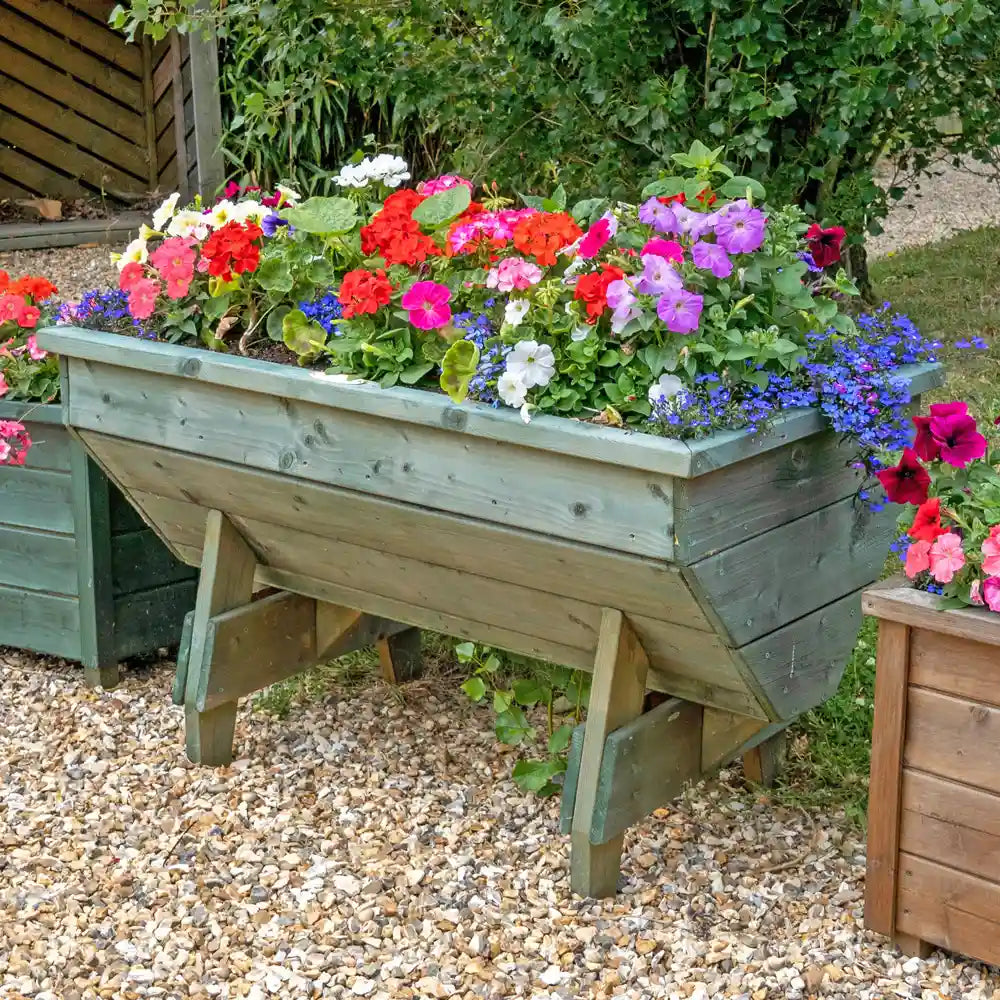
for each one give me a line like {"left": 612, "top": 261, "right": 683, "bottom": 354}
{"left": 417, "top": 174, "right": 475, "bottom": 197}
{"left": 486, "top": 257, "right": 543, "bottom": 292}
{"left": 120, "top": 237, "right": 197, "bottom": 318}
{"left": 0, "top": 419, "right": 31, "bottom": 466}
{"left": 400, "top": 281, "right": 452, "bottom": 330}
{"left": 448, "top": 208, "right": 537, "bottom": 254}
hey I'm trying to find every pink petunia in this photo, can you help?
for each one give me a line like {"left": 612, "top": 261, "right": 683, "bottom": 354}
{"left": 128, "top": 278, "right": 161, "bottom": 320}
{"left": 928, "top": 531, "right": 966, "bottom": 584}
{"left": 641, "top": 238, "right": 683, "bottom": 263}
{"left": 0, "top": 372, "right": 8, "bottom": 398}
{"left": 165, "top": 277, "right": 192, "bottom": 300}
{"left": 0, "top": 292, "right": 25, "bottom": 324}
{"left": 17, "top": 305, "right": 40, "bottom": 329}
{"left": 150, "top": 238, "right": 196, "bottom": 283}
{"left": 578, "top": 215, "right": 617, "bottom": 259}
{"left": 904, "top": 539, "right": 931, "bottom": 579}
{"left": 119, "top": 261, "right": 145, "bottom": 292}
{"left": 971, "top": 578, "right": 985, "bottom": 605}
{"left": 983, "top": 577, "right": 1000, "bottom": 613}
{"left": 982, "top": 524, "right": 1000, "bottom": 575}
{"left": 26, "top": 335, "right": 47, "bottom": 361}
{"left": 400, "top": 280, "right": 452, "bottom": 330}
{"left": 485, "top": 257, "right": 543, "bottom": 292}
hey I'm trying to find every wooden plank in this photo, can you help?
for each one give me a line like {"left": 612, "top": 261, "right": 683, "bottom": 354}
{"left": 864, "top": 618, "right": 910, "bottom": 937}
{"left": 0, "top": 77, "right": 150, "bottom": 181}
{"left": 908, "top": 627, "right": 1000, "bottom": 708}
{"left": 12, "top": 0, "right": 142, "bottom": 76}
{"left": 701, "top": 707, "right": 768, "bottom": 771}
{"left": 79, "top": 434, "right": 707, "bottom": 630}
{"left": 109, "top": 487, "right": 149, "bottom": 534}
{"left": 742, "top": 730, "right": 786, "bottom": 787}
{"left": 0, "top": 6, "right": 142, "bottom": 109}
{"left": 0, "top": 406, "right": 71, "bottom": 471}
{"left": 896, "top": 888, "right": 998, "bottom": 964}
{"left": 154, "top": 86, "right": 174, "bottom": 142}
{"left": 0, "top": 466, "right": 74, "bottom": 532}
{"left": 187, "top": 24, "right": 224, "bottom": 196}
{"left": 900, "top": 807, "right": 1000, "bottom": 886}
{"left": 0, "top": 111, "right": 146, "bottom": 194}
{"left": 905, "top": 687, "right": 1000, "bottom": 796}
{"left": 0, "top": 524, "right": 77, "bottom": 595}
{"left": 0, "top": 215, "right": 143, "bottom": 252}
{"left": 110, "top": 529, "right": 197, "bottom": 596}
{"left": 0, "top": 171, "right": 34, "bottom": 199}
{"left": 739, "top": 589, "right": 867, "bottom": 720}
{"left": 571, "top": 610, "right": 649, "bottom": 897}
{"left": 902, "top": 768, "right": 1000, "bottom": 839}
{"left": 377, "top": 628, "right": 422, "bottom": 683}
{"left": 687, "top": 496, "right": 895, "bottom": 644}
{"left": 0, "top": 399, "right": 65, "bottom": 426}
{"left": 168, "top": 33, "right": 189, "bottom": 197}
{"left": 113, "top": 577, "right": 196, "bottom": 660}
{"left": 63, "top": 360, "right": 677, "bottom": 558}
{"left": 0, "top": 582, "right": 80, "bottom": 659}
{"left": 183, "top": 511, "right": 257, "bottom": 764}
{"left": 863, "top": 586, "right": 1000, "bottom": 647}
{"left": 0, "top": 145, "right": 85, "bottom": 200}
{"left": 69, "top": 443, "right": 118, "bottom": 688}
{"left": 0, "top": 41, "right": 144, "bottom": 145}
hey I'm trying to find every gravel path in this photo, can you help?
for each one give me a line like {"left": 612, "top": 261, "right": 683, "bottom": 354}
{"left": 2, "top": 649, "right": 998, "bottom": 999}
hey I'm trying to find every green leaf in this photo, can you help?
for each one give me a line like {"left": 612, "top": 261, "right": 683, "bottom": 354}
{"left": 571, "top": 198, "right": 607, "bottom": 224}
{"left": 439, "top": 339, "right": 479, "bottom": 403}
{"left": 518, "top": 192, "right": 547, "bottom": 210}
{"left": 548, "top": 724, "right": 574, "bottom": 755}
{"left": 549, "top": 184, "right": 567, "bottom": 210}
{"left": 284, "top": 196, "right": 358, "bottom": 234}
{"left": 512, "top": 758, "right": 564, "bottom": 795}
{"left": 266, "top": 305, "right": 291, "bottom": 342}
{"left": 512, "top": 678, "right": 546, "bottom": 706}
{"left": 641, "top": 176, "right": 685, "bottom": 199}
{"left": 772, "top": 262, "right": 809, "bottom": 296}
{"left": 282, "top": 308, "right": 327, "bottom": 359}
{"left": 493, "top": 690, "right": 513, "bottom": 714}
{"left": 461, "top": 676, "right": 487, "bottom": 702}
{"left": 719, "top": 176, "right": 767, "bottom": 201}
{"left": 455, "top": 641, "right": 476, "bottom": 663}
{"left": 398, "top": 362, "right": 434, "bottom": 385}
{"left": 411, "top": 185, "right": 471, "bottom": 227}
{"left": 256, "top": 257, "right": 294, "bottom": 293}
{"left": 308, "top": 258, "right": 337, "bottom": 285}
{"left": 495, "top": 706, "right": 534, "bottom": 746}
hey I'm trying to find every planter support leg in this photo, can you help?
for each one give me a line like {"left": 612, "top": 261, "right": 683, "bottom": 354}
{"left": 377, "top": 628, "right": 422, "bottom": 684}
{"left": 184, "top": 510, "right": 257, "bottom": 766}
{"left": 742, "top": 729, "right": 787, "bottom": 787}
{"left": 571, "top": 608, "right": 649, "bottom": 897}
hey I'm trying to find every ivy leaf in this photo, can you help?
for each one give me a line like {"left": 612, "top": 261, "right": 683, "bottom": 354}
{"left": 461, "top": 676, "right": 487, "bottom": 702}
{"left": 284, "top": 197, "right": 358, "bottom": 234}
{"left": 455, "top": 641, "right": 476, "bottom": 663}
{"left": 412, "top": 185, "right": 471, "bottom": 227}
{"left": 439, "top": 339, "right": 479, "bottom": 403}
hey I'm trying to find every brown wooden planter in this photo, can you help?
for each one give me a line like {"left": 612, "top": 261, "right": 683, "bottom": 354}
{"left": 863, "top": 585, "right": 1000, "bottom": 964}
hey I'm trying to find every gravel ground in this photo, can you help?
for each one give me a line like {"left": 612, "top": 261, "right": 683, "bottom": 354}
{"left": 1, "top": 649, "right": 999, "bottom": 1000}
{"left": 0, "top": 246, "right": 115, "bottom": 304}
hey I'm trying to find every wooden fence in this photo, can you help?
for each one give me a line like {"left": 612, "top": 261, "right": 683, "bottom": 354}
{"left": 0, "top": 0, "right": 222, "bottom": 203}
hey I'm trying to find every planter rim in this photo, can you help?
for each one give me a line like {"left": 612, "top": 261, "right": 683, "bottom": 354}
{"left": 0, "top": 398, "right": 63, "bottom": 424}
{"left": 863, "top": 584, "right": 1000, "bottom": 645}
{"left": 38, "top": 326, "right": 944, "bottom": 480}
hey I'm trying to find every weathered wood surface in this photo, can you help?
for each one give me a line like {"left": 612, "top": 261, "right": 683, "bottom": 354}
{"left": 908, "top": 627, "right": 1000, "bottom": 708}
{"left": 863, "top": 586, "right": 1000, "bottom": 646}
{"left": 0, "top": 583, "right": 81, "bottom": 659}
{"left": 742, "top": 730, "right": 786, "bottom": 787}
{"left": 0, "top": 215, "right": 144, "bottom": 252}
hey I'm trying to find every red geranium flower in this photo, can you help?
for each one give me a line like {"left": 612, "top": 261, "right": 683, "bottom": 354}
{"left": 805, "top": 223, "right": 847, "bottom": 268}
{"left": 8, "top": 275, "right": 58, "bottom": 302}
{"left": 201, "top": 221, "right": 262, "bottom": 281}
{"left": 573, "top": 264, "right": 625, "bottom": 323}
{"left": 513, "top": 212, "right": 583, "bottom": 267}
{"left": 876, "top": 447, "right": 931, "bottom": 506}
{"left": 909, "top": 497, "right": 948, "bottom": 542}
{"left": 338, "top": 268, "right": 393, "bottom": 318}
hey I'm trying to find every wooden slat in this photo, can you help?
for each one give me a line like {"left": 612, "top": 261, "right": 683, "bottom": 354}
{"left": 687, "top": 495, "right": 894, "bottom": 645}
{"left": 62, "top": 360, "right": 678, "bottom": 558}
{"left": 113, "top": 577, "right": 196, "bottom": 661}
{"left": 908, "top": 627, "right": 1000, "bottom": 708}
{"left": 900, "top": 808, "right": 1000, "bottom": 886}
{"left": 0, "top": 525, "right": 77, "bottom": 595}
{"left": 0, "top": 145, "right": 85, "bottom": 199}
{"left": 0, "top": 5, "right": 142, "bottom": 109}
{"left": 0, "top": 582, "right": 80, "bottom": 659}
{"left": 902, "top": 768, "right": 1000, "bottom": 839}
{"left": 896, "top": 853, "right": 1000, "bottom": 963}
{"left": 0, "top": 172, "right": 34, "bottom": 199}
{"left": 187, "top": 23, "right": 224, "bottom": 196}
{"left": 904, "top": 687, "right": 1000, "bottom": 796}
{"left": 0, "top": 466, "right": 74, "bottom": 532}
{"left": 110, "top": 529, "right": 197, "bottom": 597}
{"left": 0, "top": 76, "right": 150, "bottom": 181}
{"left": 169, "top": 34, "right": 189, "bottom": 197}
{"left": 154, "top": 87, "right": 174, "bottom": 141}
{"left": 0, "top": 111, "right": 146, "bottom": 194}
{"left": 863, "top": 586, "right": 1000, "bottom": 647}
{"left": 11, "top": 0, "right": 142, "bottom": 76}
{"left": 0, "top": 214, "right": 143, "bottom": 251}
{"left": 0, "top": 406, "right": 72, "bottom": 471}
{"left": 140, "top": 37, "right": 157, "bottom": 188}
{"left": 739, "top": 588, "right": 867, "bottom": 720}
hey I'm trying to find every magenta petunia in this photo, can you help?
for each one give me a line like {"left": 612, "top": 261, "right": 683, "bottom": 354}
{"left": 714, "top": 200, "right": 766, "bottom": 254}
{"left": 984, "top": 577, "right": 1000, "bottom": 613}
{"left": 401, "top": 280, "right": 452, "bottom": 330}
{"left": 578, "top": 215, "right": 617, "bottom": 259}
{"left": 691, "top": 240, "right": 733, "bottom": 278}
{"left": 641, "top": 238, "right": 683, "bottom": 262}
{"left": 929, "top": 411, "right": 987, "bottom": 468}
{"left": 656, "top": 288, "right": 703, "bottom": 334}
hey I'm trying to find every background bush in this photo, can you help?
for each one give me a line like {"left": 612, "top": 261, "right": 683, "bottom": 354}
{"left": 114, "top": 0, "right": 1000, "bottom": 237}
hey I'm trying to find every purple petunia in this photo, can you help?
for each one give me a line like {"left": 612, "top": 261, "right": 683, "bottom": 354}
{"left": 638, "top": 197, "right": 679, "bottom": 235}
{"left": 691, "top": 240, "right": 733, "bottom": 279}
{"left": 657, "top": 288, "right": 703, "bottom": 334}
{"left": 673, "top": 205, "right": 718, "bottom": 241}
{"left": 714, "top": 201, "right": 766, "bottom": 254}
{"left": 637, "top": 253, "right": 683, "bottom": 296}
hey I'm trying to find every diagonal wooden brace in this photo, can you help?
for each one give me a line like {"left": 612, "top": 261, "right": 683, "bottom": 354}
{"left": 178, "top": 510, "right": 422, "bottom": 765}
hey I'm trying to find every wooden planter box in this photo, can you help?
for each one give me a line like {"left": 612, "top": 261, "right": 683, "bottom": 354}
{"left": 39, "top": 326, "right": 940, "bottom": 895}
{"left": 0, "top": 399, "right": 198, "bottom": 687}
{"left": 864, "top": 586, "right": 1000, "bottom": 964}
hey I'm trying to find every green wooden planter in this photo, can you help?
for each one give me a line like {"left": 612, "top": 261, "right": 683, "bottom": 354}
{"left": 0, "top": 398, "right": 198, "bottom": 687}
{"left": 38, "top": 326, "right": 941, "bottom": 894}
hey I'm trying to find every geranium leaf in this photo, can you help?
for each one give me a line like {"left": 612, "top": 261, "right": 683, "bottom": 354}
{"left": 411, "top": 186, "right": 471, "bottom": 227}
{"left": 284, "top": 196, "right": 358, "bottom": 234}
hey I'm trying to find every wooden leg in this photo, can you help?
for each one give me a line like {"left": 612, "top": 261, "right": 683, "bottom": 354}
{"left": 377, "top": 627, "right": 422, "bottom": 684}
{"left": 894, "top": 931, "right": 932, "bottom": 958}
{"left": 183, "top": 510, "right": 256, "bottom": 766}
{"left": 743, "top": 730, "right": 786, "bottom": 787}
{"left": 570, "top": 608, "right": 649, "bottom": 898}
{"left": 84, "top": 660, "right": 120, "bottom": 690}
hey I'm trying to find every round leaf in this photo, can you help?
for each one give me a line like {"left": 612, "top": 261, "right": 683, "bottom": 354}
{"left": 284, "top": 197, "right": 358, "bottom": 234}
{"left": 411, "top": 185, "right": 471, "bottom": 227}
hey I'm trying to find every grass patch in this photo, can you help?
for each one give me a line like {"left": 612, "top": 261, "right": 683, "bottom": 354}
{"left": 776, "top": 225, "right": 1000, "bottom": 823}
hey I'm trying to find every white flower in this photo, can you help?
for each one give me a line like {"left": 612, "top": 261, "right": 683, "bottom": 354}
{"left": 497, "top": 371, "right": 528, "bottom": 407}
{"left": 334, "top": 154, "right": 410, "bottom": 189}
{"left": 505, "top": 340, "right": 555, "bottom": 389}
{"left": 230, "top": 200, "right": 268, "bottom": 225}
{"left": 152, "top": 192, "right": 180, "bottom": 231}
{"left": 208, "top": 199, "right": 237, "bottom": 227}
{"left": 275, "top": 184, "right": 301, "bottom": 206}
{"left": 520, "top": 403, "right": 533, "bottom": 424}
{"left": 138, "top": 223, "right": 156, "bottom": 241}
{"left": 504, "top": 298, "right": 530, "bottom": 328}
{"left": 167, "top": 209, "right": 210, "bottom": 240}
{"left": 648, "top": 374, "right": 684, "bottom": 406}
{"left": 571, "top": 325, "right": 591, "bottom": 342}
{"left": 117, "top": 237, "right": 147, "bottom": 270}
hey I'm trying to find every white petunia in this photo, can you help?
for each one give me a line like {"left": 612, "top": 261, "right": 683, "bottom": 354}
{"left": 275, "top": 184, "right": 301, "bottom": 206}
{"left": 208, "top": 199, "right": 237, "bottom": 227}
{"left": 648, "top": 373, "right": 684, "bottom": 406}
{"left": 230, "top": 200, "right": 268, "bottom": 225}
{"left": 497, "top": 371, "right": 528, "bottom": 407}
{"left": 138, "top": 223, "right": 156, "bottom": 241}
{"left": 504, "top": 298, "right": 530, "bottom": 328}
{"left": 334, "top": 155, "right": 410, "bottom": 189}
{"left": 520, "top": 403, "right": 533, "bottom": 424}
{"left": 505, "top": 340, "right": 555, "bottom": 389}
{"left": 167, "top": 209, "right": 210, "bottom": 240}
{"left": 571, "top": 325, "right": 591, "bottom": 342}
{"left": 117, "top": 237, "right": 147, "bottom": 270}
{"left": 151, "top": 192, "right": 180, "bottom": 231}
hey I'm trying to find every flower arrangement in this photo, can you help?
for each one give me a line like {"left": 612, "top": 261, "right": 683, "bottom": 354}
{"left": 879, "top": 402, "right": 1000, "bottom": 610}
{"left": 0, "top": 269, "right": 60, "bottom": 466}
{"left": 64, "top": 143, "right": 941, "bottom": 474}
